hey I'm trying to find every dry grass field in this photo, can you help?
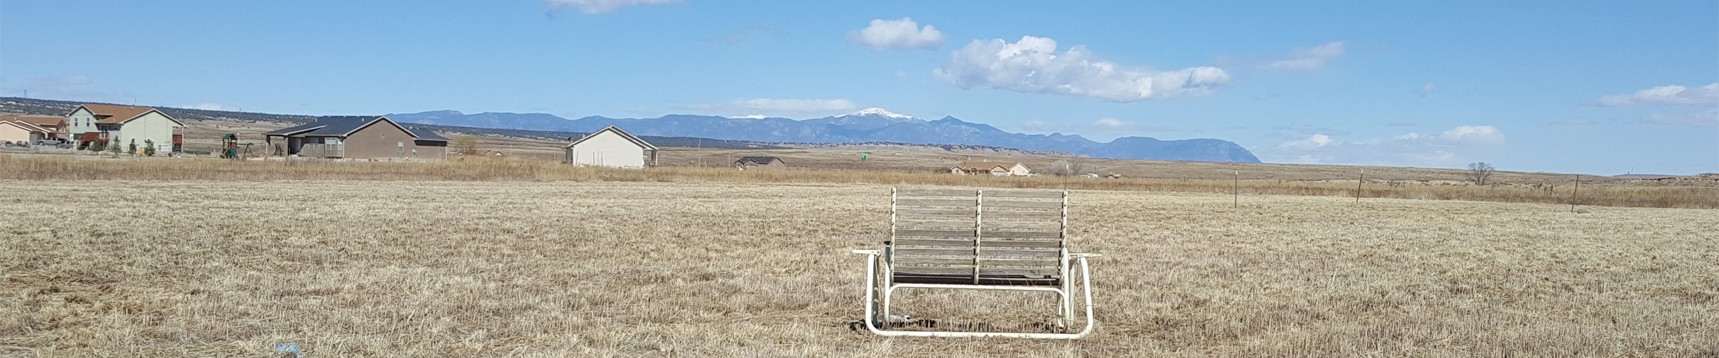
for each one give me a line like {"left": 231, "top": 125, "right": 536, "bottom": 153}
{"left": 3, "top": 180, "right": 1715, "bottom": 356}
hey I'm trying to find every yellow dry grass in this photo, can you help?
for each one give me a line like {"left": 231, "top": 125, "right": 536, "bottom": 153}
{"left": 3, "top": 153, "right": 1717, "bottom": 209}
{"left": 2, "top": 180, "right": 1715, "bottom": 356}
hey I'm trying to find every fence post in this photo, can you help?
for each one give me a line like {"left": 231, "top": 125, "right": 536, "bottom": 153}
{"left": 1571, "top": 174, "right": 1580, "bottom": 212}
{"left": 1355, "top": 170, "right": 1364, "bottom": 203}
{"left": 1232, "top": 170, "right": 1239, "bottom": 208}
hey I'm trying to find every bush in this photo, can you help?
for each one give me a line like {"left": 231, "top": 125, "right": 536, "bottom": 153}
{"left": 144, "top": 140, "right": 157, "bottom": 157}
{"left": 88, "top": 141, "right": 106, "bottom": 152}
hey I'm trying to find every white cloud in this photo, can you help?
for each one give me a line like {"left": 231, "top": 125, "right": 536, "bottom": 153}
{"left": 1268, "top": 125, "right": 1507, "bottom": 168}
{"left": 1438, "top": 125, "right": 1504, "bottom": 143}
{"left": 935, "top": 36, "right": 1229, "bottom": 102}
{"left": 1093, "top": 118, "right": 1126, "bottom": 129}
{"left": 1637, "top": 108, "right": 1719, "bottom": 127}
{"left": 1262, "top": 41, "right": 1345, "bottom": 71}
{"left": 848, "top": 17, "right": 944, "bottom": 50}
{"left": 691, "top": 98, "right": 857, "bottom": 117}
{"left": 1280, "top": 133, "right": 1333, "bottom": 149}
{"left": 1418, "top": 83, "right": 1437, "bottom": 97}
{"left": 546, "top": 0, "right": 677, "bottom": 14}
{"left": 1597, "top": 83, "right": 1719, "bottom": 106}
{"left": 186, "top": 103, "right": 227, "bottom": 111}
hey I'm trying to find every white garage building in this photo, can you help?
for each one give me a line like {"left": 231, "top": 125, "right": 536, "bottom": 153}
{"left": 564, "top": 125, "right": 658, "bottom": 168}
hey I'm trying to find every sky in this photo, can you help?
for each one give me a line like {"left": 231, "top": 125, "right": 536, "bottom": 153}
{"left": 2, "top": 1, "right": 1715, "bottom": 174}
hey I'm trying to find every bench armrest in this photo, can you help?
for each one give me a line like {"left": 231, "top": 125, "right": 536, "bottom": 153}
{"left": 851, "top": 249, "right": 881, "bottom": 255}
{"left": 1069, "top": 253, "right": 1103, "bottom": 259}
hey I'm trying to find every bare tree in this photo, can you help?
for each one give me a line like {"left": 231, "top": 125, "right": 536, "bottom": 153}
{"left": 1049, "top": 159, "right": 1072, "bottom": 176}
{"left": 1467, "top": 162, "right": 1495, "bottom": 185}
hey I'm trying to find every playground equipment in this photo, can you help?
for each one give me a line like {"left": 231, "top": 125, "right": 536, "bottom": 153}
{"left": 220, "top": 133, "right": 252, "bottom": 158}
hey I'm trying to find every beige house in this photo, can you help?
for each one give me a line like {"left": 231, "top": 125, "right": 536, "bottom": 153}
{"left": 734, "top": 156, "right": 786, "bottom": 170}
{"left": 0, "top": 120, "right": 50, "bottom": 144}
{"left": 952, "top": 161, "right": 1031, "bottom": 176}
{"left": 564, "top": 126, "right": 657, "bottom": 168}
{"left": 65, "top": 104, "right": 183, "bottom": 152}
{"left": 0, "top": 115, "right": 66, "bottom": 141}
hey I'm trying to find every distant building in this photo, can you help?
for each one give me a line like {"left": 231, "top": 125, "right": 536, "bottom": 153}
{"left": 263, "top": 116, "right": 448, "bottom": 160}
{"left": 564, "top": 125, "right": 657, "bottom": 168}
{"left": 952, "top": 161, "right": 1031, "bottom": 176}
{"left": 0, "top": 115, "right": 66, "bottom": 141}
{"left": 64, "top": 104, "right": 183, "bottom": 152}
{"left": 734, "top": 156, "right": 786, "bottom": 170}
{"left": 0, "top": 119, "right": 50, "bottom": 144}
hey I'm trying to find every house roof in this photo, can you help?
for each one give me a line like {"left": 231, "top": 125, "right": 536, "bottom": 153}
{"left": 563, "top": 125, "right": 657, "bottom": 150}
{"left": 0, "top": 114, "right": 63, "bottom": 127}
{"left": 735, "top": 156, "right": 783, "bottom": 165}
{"left": 263, "top": 116, "right": 443, "bottom": 141}
{"left": 403, "top": 126, "right": 448, "bottom": 142}
{"left": 77, "top": 104, "right": 171, "bottom": 125}
{"left": 954, "top": 161, "right": 1022, "bottom": 171}
{"left": 0, "top": 120, "right": 49, "bottom": 134}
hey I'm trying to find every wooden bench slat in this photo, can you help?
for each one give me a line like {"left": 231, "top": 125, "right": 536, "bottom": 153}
{"left": 892, "top": 266, "right": 973, "bottom": 276}
{"left": 981, "top": 239, "right": 1062, "bottom": 249}
{"left": 897, "top": 198, "right": 978, "bottom": 207}
{"left": 984, "top": 221, "right": 1061, "bottom": 230}
{"left": 984, "top": 200, "right": 1065, "bottom": 209}
{"left": 982, "top": 210, "right": 1061, "bottom": 219}
{"left": 983, "top": 191, "right": 1064, "bottom": 199}
{"left": 893, "top": 267, "right": 1060, "bottom": 277}
{"left": 897, "top": 189, "right": 978, "bottom": 197}
{"left": 894, "top": 256, "right": 1060, "bottom": 267}
{"left": 896, "top": 247, "right": 1060, "bottom": 258}
{"left": 893, "top": 238, "right": 974, "bottom": 248}
{"left": 892, "top": 267, "right": 1060, "bottom": 276}
{"left": 895, "top": 229, "right": 974, "bottom": 239}
{"left": 984, "top": 231, "right": 1062, "bottom": 239}
{"left": 896, "top": 209, "right": 973, "bottom": 220}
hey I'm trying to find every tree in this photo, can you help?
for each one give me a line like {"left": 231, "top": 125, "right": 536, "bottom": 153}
{"left": 1467, "top": 162, "right": 1495, "bottom": 185}
{"left": 454, "top": 136, "right": 479, "bottom": 155}
{"left": 128, "top": 139, "right": 138, "bottom": 156}
{"left": 87, "top": 141, "right": 105, "bottom": 152}
{"left": 1049, "top": 159, "right": 1072, "bottom": 176}
{"left": 143, "top": 139, "right": 157, "bottom": 156}
{"left": 109, "top": 139, "right": 122, "bottom": 157}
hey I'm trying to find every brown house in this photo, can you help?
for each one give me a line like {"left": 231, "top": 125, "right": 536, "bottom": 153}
{"left": 734, "top": 156, "right": 787, "bottom": 170}
{"left": 263, "top": 116, "right": 448, "bottom": 160}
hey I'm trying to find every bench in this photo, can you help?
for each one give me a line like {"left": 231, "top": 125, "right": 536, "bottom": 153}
{"left": 852, "top": 187, "right": 1100, "bottom": 339}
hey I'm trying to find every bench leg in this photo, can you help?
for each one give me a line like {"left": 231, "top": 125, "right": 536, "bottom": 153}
{"left": 858, "top": 253, "right": 1098, "bottom": 339}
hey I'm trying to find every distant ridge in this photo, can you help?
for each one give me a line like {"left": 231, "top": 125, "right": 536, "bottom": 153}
{"left": 388, "top": 108, "right": 1261, "bottom": 163}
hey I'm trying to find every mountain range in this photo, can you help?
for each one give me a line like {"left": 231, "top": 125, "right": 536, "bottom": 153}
{"left": 388, "top": 108, "right": 1260, "bottom": 163}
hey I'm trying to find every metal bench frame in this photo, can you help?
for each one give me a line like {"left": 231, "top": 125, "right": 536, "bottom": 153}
{"left": 852, "top": 187, "right": 1100, "bottom": 339}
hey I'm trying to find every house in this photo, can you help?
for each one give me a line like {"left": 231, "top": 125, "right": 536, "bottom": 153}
{"left": 262, "top": 116, "right": 448, "bottom": 160}
{"left": 951, "top": 161, "right": 1031, "bottom": 176}
{"left": 64, "top": 104, "right": 184, "bottom": 152}
{"left": 564, "top": 125, "right": 657, "bottom": 168}
{"left": 734, "top": 156, "right": 786, "bottom": 170}
{"left": 0, "top": 115, "right": 66, "bottom": 141}
{"left": 0, "top": 120, "right": 50, "bottom": 144}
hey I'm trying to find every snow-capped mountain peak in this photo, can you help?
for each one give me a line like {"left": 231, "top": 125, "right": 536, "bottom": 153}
{"left": 849, "top": 107, "right": 914, "bottom": 120}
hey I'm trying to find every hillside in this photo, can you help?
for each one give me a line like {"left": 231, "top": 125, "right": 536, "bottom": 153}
{"left": 386, "top": 109, "right": 1262, "bottom": 163}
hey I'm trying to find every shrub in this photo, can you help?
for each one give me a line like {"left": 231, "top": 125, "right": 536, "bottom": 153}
{"left": 144, "top": 140, "right": 157, "bottom": 157}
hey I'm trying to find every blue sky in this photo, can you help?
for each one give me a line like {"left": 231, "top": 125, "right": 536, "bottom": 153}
{"left": 3, "top": 1, "right": 1715, "bottom": 174}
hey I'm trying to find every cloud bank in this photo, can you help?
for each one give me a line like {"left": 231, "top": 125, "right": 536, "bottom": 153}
{"left": 935, "top": 36, "right": 1229, "bottom": 102}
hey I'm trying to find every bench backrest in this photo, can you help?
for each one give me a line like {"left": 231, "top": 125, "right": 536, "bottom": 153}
{"left": 889, "top": 187, "right": 1067, "bottom": 285}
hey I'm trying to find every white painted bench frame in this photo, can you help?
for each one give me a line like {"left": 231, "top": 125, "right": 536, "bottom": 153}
{"left": 852, "top": 187, "right": 1100, "bottom": 339}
